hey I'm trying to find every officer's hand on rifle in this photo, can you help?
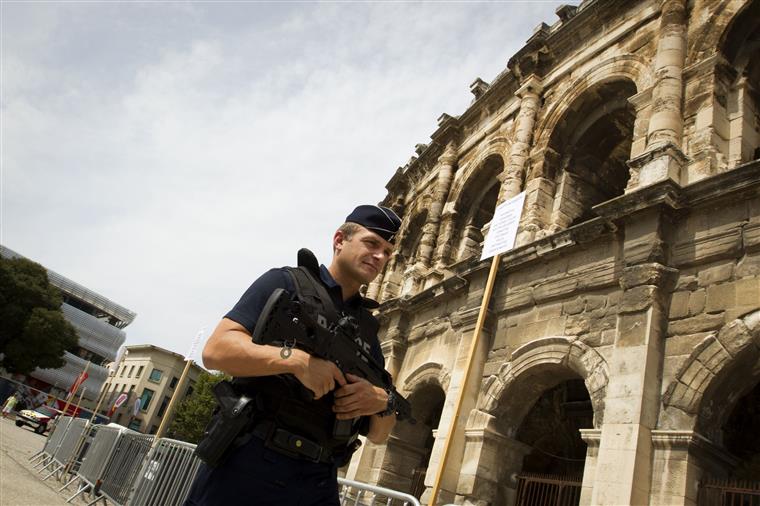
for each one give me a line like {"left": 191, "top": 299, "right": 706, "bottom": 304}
{"left": 332, "top": 373, "right": 388, "bottom": 420}
{"left": 292, "top": 349, "right": 347, "bottom": 399}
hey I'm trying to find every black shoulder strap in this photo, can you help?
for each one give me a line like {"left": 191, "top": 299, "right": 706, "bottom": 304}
{"left": 285, "top": 248, "right": 338, "bottom": 323}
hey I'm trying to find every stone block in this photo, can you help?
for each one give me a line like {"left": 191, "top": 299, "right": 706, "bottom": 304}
{"left": 716, "top": 318, "right": 753, "bottom": 357}
{"left": 676, "top": 274, "right": 698, "bottom": 291}
{"left": 536, "top": 302, "right": 563, "bottom": 320}
{"left": 705, "top": 282, "right": 736, "bottom": 312}
{"left": 698, "top": 262, "right": 735, "bottom": 287}
{"left": 736, "top": 252, "right": 760, "bottom": 277}
{"left": 601, "top": 329, "right": 617, "bottom": 346}
{"left": 688, "top": 289, "right": 706, "bottom": 316}
{"left": 669, "top": 291, "right": 690, "bottom": 319}
{"left": 736, "top": 277, "right": 760, "bottom": 308}
{"left": 565, "top": 314, "right": 590, "bottom": 336}
{"left": 586, "top": 295, "right": 607, "bottom": 311}
{"left": 665, "top": 332, "right": 713, "bottom": 356}
{"left": 667, "top": 312, "right": 725, "bottom": 336}
{"left": 617, "top": 313, "right": 648, "bottom": 347}
{"left": 696, "top": 338, "right": 732, "bottom": 372}
{"left": 619, "top": 285, "right": 658, "bottom": 313}
{"left": 563, "top": 297, "right": 585, "bottom": 315}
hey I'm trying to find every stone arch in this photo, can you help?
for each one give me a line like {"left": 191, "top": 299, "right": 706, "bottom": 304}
{"left": 377, "top": 361, "right": 449, "bottom": 498}
{"left": 400, "top": 361, "right": 451, "bottom": 397}
{"left": 444, "top": 153, "right": 505, "bottom": 262}
{"left": 687, "top": 0, "right": 751, "bottom": 66}
{"left": 479, "top": 336, "right": 609, "bottom": 431}
{"left": 456, "top": 337, "right": 608, "bottom": 505}
{"left": 532, "top": 54, "right": 652, "bottom": 158}
{"left": 662, "top": 309, "right": 760, "bottom": 440}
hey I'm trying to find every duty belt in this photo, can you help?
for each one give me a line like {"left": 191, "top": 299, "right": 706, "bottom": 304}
{"left": 251, "top": 420, "right": 332, "bottom": 464}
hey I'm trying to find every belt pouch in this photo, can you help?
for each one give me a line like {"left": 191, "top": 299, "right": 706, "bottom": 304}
{"left": 194, "top": 380, "right": 255, "bottom": 467}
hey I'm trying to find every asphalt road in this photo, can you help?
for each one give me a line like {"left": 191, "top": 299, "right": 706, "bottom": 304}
{"left": 0, "top": 416, "right": 70, "bottom": 505}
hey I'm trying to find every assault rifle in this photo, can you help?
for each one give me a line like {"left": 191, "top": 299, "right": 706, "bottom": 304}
{"left": 252, "top": 287, "right": 415, "bottom": 424}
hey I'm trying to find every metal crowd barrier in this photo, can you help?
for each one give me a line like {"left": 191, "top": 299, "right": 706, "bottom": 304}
{"left": 128, "top": 438, "right": 202, "bottom": 506}
{"left": 338, "top": 477, "right": 421, "bottom": 506}
{"left": 67, "top": 425, "right": 126, "bottom": 503}
{"left": 30, "top": 415, "right": 72, "bottom": 466}
{"left": 89, "top": 432, "right": 154, "bottom": 506}
{"left": 41, "top": 417, "right": 90, "bottom": 481}
{"left": 27, "top": 421, "right": 420, "bottom": 506}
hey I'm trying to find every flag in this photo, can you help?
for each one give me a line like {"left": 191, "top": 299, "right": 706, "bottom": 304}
{"left": 67, "top": 370, "right": 89, "bottom": 400}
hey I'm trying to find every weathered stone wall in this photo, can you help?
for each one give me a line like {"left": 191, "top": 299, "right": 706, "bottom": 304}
{"left": 349, "top": 0, "right": 760, "bottom": 505}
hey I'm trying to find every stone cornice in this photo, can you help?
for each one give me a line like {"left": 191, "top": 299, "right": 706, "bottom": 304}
{"left": 593, "top": 178, "right": 686, "bottom": 221}
{"left": 650, "top": 430, "right": 739, "bottom": 469}
{"left": 682, "top": 159, "right": 760, "bottom": 207}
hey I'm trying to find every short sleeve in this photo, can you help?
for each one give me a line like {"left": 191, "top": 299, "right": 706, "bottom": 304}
{"left": 225, "top": 268, "right": 293, "bottom": 334}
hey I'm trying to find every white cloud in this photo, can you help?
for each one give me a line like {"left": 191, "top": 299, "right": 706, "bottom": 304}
{"left": 2, "top": 1, "right": 569, "bottom": 363}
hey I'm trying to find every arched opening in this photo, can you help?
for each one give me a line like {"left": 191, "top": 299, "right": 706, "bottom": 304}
{"left": 516, "top": 379, "right": 593, "bottom": 475}
{"left": 377, "top": 383, "right": 445, "bottom": 498}
{"left": 720, "top": 0, "right": 760, "bottom": 167}
{"left": 545, "top": 80, "right": 637, "bottom": 229}
{"left": 723, "top": 381, "right": 760, "bottom": 479}
{"left": 510, "top": 377, "right": 593, "bottom": 505}
{"left": 453, "top": 155, "right": 504, "bottom": 262}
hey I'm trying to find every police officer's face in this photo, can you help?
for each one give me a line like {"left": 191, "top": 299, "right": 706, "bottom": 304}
{"left": 335, "top": 227, "right": 393, "bottom": 285}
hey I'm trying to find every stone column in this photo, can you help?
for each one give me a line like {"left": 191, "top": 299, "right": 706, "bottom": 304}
{"left": 378, "top": 251, "right": 403, "bottom": 301}
{"left": 649, "top": 431, "right": 738, "bottom": 506}
{"left": 418, "top": 143, "right": 457, "bottom": 268}
{"left": 499, "top": 75, "right": 542, "bottom": 203}
{"left": 628, "top": 0, "right": 688, "bottom": 188}
{"left": 590, "top": 209, "right": 678, "bottom": 505}
{"left": 433, "top": 206, "right": 457, "bottom": 269}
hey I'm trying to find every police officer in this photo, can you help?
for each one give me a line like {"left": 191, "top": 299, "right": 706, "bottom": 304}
{"left": 184, "top": 205, "right": 402, "bottom": 506}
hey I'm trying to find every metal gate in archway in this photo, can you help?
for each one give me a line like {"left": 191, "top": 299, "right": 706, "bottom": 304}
{"left": 514, "top": 473, "right": 582, "bottom": 506}
{"left": 698, "top": 479, "right": 760, "bottom": 505}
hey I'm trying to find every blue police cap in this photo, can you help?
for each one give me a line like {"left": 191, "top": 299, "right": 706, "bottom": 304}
{"left": 346, "top": 205, "right": 402, "bottom": 243}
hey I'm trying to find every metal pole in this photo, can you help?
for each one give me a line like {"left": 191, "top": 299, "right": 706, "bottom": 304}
{"left": 428, "top": 253, "right": 501, "bottom": 506}
{"left": 153, "top": 358, "right": 194, "bottom": 442}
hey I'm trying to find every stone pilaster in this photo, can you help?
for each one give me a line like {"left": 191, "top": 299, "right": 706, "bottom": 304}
{"left": 419, "top": 143, "right": 457, "bottom": 268}
{"left": 423, "top": 301, "right": 493, "bottom": 505}
{"left": 590, "top": 217, "right": 678, "bottom": 505}
{"left": 649, "top": 431, "right": 738, "bottom": 506}
{"left": 629, "top": 0, "right": 688, "bottom": 189}
{"left": 579, "top": 429, "right": 602, "bottom": 506}
{"left": 454, "top": 409, "right": 532, "bottom": 506}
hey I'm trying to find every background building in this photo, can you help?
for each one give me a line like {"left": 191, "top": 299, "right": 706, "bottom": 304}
{"left": 344, "top": 1, "right": 760, "bottom": 505}
{"left": 0, "top": 245, "right": 135, "bottom": 405}
{"left": 105, "top": 344, "right": 203, "bottom": 434}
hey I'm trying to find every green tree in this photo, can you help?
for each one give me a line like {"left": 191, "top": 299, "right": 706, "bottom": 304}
{"left": 167, "top": 370, "right": 228, "bottom": 444}
{"left": 0, "top": 255, "right": 79, "bottom": 374}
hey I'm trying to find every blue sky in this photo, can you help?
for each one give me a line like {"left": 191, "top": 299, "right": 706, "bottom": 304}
{"left": 2, "top": 1, "right": 571, "bottom": 364}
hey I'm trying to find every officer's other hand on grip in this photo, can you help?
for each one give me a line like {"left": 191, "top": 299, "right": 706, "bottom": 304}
{"left": 292, "top": 349, "right": 347, "bottom": 399}
{"left": 333, "top": 373, "right": 388, "bottom": 419}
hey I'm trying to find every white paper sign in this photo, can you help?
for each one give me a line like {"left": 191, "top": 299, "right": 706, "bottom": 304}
{"left": 480, "top": 191, "right": 527, "bottom": 261}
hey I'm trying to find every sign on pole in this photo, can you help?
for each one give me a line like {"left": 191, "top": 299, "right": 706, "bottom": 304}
{"left": 430, "top": 191, "right": 526, "bottom": 506}
{"left": 480, "top": 191, "right": 526, "bottom": 260}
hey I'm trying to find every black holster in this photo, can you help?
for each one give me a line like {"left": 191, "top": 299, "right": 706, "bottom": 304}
{"left": 194, "top": 380, "right": 255, "bottom": 467}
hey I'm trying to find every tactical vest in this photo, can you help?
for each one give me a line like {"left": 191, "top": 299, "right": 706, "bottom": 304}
{"left": 233, "top": 249, "right": 379, "bottom": 465}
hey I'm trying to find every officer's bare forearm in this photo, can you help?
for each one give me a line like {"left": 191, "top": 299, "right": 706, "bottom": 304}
{"left": 367, "top": 414, "right": 396, "bottom": 444}
{"left": 202, "top": 318, "right": 307, "bottom": 377}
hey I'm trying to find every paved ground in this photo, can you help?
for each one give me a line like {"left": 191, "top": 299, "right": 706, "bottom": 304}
{"left": 0, "top": 416, "right": 71, "bottom": 506}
